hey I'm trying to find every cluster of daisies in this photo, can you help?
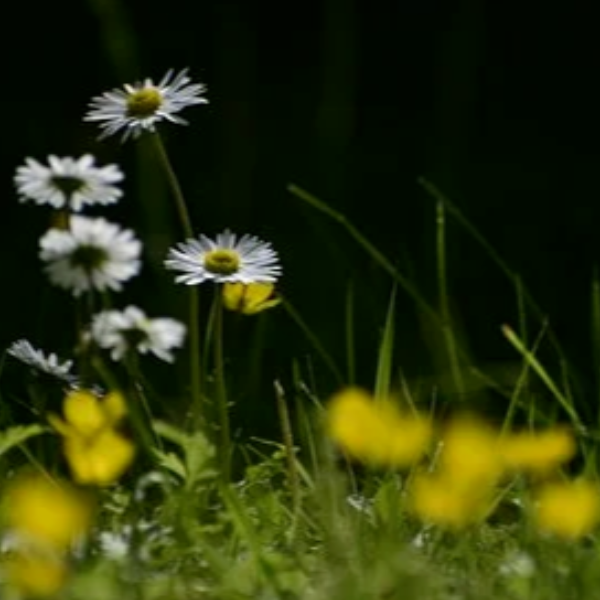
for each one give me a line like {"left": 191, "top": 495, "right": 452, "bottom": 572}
{"left": 6, "top": 67, "right": 282, "bottom": 383}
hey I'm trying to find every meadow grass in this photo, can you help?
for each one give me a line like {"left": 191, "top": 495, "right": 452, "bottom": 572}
{"left": 1, "top": 72, "right": 600, "bottom": 600}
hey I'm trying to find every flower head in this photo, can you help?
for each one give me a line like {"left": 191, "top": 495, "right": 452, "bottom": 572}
{"left": 84, "top": 68, "right": 208, "bottom": 141}
{"left": 14, "top": 155, "right": 123, "bottom": 212}
{"left": 7, "top": 339, "right": 74, "bottom": 382}
{"left": 409, "top": 472, "right": 496, "bottom": 530}
{"left": 2, "top": 472, "right": 94, "bottom": 549}
{"left": 222, "top": 282, "right": 281, "bottom": 315}
{"left": 325, "top": 387, "right": 432, "bottom": 468}
{"left": 39, "top": 215, "right": 141, "bottom": 296}
{"left": 48, "top": 389, "right": 135, "bottom": 486}
{"left": 437, "top": 415, "right": 504, "bottom": 487}
{"left": 90, "top": 305, "right": 186, "bottom": 362}
{"left": 499, "top": 427, "right": 576, "bottom": 475}
{"left": 165, "top": 229, "right": 281, "bottom": 286}
{"left": 532, "top": 479, "right": 600, "bottom": 540}
{"left": 3, "top": 551, "right": 69, "bottom": 598}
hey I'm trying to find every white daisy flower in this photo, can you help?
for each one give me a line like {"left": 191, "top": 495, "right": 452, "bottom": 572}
{"left": 91, "top": 306, "right": 186, "bottom": 363}
{"left": 84, "top": 68, "right": 208, "bottom": 141}
{"left": 39, "top": 216, "right": 142, "bottom": 296}
{"left": 164, "top": 229, "right": 281, "bottom": 286}
{"left": 7, "top": 339, "right": 74, "bottom": 381}
{"left": 14, "top": 155, "right": 124, "bottom": 212}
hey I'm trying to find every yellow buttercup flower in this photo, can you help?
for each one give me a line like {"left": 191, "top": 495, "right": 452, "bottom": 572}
{"left": 532, "top": 479, "right": 600, "bottom": 540}
{"left": 2, "top": 473, "right": 93, "bottom": 549}
{"left": 409, "top": 472, "right": 496, "bottom": 530}
{"left": 3, "top": 551, "right": 69, "bottom": 598}
{"left": 63, "top": 427, "right": 136, "bottom": 486}
{"left": 438, "top": 416, "right": 504, "bottom": 487}
{"left": 326, "top": 387, "right": 432, "bottom": 468}
{"left": 48, "top": 389, "right": 127, "bottom": 438}
{"left": 499, "top": 427, "right": 576, "bottom": 475}
{"left": 49, "top": 389, "right": 135, "bottom": 486}
{"left": 222, "top": 282, "right": 281, "bottom": 314}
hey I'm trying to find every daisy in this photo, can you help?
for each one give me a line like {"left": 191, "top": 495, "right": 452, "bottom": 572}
{"left": 7, "top": 339, "right": 74, "bottom": 382}
{"left": 84, "top": 68, "right": 208, "bottom": 141}
{"left": 39, "top": 216, "right": 141, "bottom": 296}
{"left": 90, "top": 306, "right": 186, "bottom": 363}
{"left": 14, "top": 155, "right": 124, "bottom": 212}
{"left": 164, "top": 229, "right": 281, "bottom": 286}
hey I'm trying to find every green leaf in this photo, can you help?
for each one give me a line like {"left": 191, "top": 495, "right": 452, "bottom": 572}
{"left": 0, "top": 424, "right": 46, "bottom": 458}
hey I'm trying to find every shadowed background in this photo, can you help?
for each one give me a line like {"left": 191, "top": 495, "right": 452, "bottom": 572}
{"left": 1, "top": 0, "right": 600, "bottom": 433}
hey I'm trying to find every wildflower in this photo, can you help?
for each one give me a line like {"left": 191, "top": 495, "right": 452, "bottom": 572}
{"left": 165, "top": 229, "right": 281, "bottom": 285}
{"left": 90, "top": 305, "right": 186, "bottom": 362}
{"left": 39, "top": 215, "right": 141, "bottom": 296}
{"left": 532, "top": 479, "right": 600, "bottom": 540}
{"left": 3, "top": 550, "right": 69, "bottom": 598}
{"left": 409, "top": 472, "right": 496, "bottom": 530}
{"left": 7, "top": 339, "right": 74, "bottom": 382}
{"left": 2, "top": 473, "right": 93, "bottom": 549}
{"left": 222, "top": 282, "right": 281, "bottom": 314}
{"left": 84, "top": 68, "right": 208, "bottom": 141}
{"left": 499, "top": 427, "right": 576, "bottom": 475}
{"left": 48, "top": 389, "right": 135, "bottom": 486}
{"left": 14, "top": 155, "right": 123, "bottom": 212}
{"left": 438, "top": 416, "right": 504, "bottom": 487}
{"left": 325, "top": 387, "right": 432, "bottom": 468}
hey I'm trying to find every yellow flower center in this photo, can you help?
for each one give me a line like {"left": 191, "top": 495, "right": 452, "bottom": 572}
{"left": 203, "top": 249, "right": 241, "bottom": 275}
{"left": 126, "top": 88, "right": 163, "bottom": 118}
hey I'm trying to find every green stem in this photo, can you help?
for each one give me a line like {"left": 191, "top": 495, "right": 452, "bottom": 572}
{"left": 152, "top": 133, "right": 193, "bottom": 239}
{"left": 436, "top": 200, "right": 464, "bottom": 398}
{"left": 213, "top": 288, "right": 231, "bottom": 481}
{"left": 151, "top": 132, "right": 203, "bottom": 429}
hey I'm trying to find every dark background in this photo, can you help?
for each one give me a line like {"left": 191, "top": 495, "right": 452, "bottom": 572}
{"left": 2, "top": 0, "right": 599, "bottom": 432}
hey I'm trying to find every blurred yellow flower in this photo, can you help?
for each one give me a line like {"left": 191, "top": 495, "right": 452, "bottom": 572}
{"left": 63, "top": 427, "right": 136, "bottom": 486}
{"left": 3, "top": 551, "right": 69, "bottom": 598}
{"left": 533, "top": 479, "right": 600, "bottom": 540}
{"left": 48, "top": 389, "right": 135, "bottom": 486}
{"left": 438, "top": 416, "right": 504, "bottom": 486}
{"left": 499, "top": 427, "right": 576, "bottom": 475}
{"left": 2, "top": 473, "right": 93, "bottom": 549}
{"left": 48, "top": 389, "right": 127, "bottom": 438}
{"left": 222, "top": 282, "right": 281, "bottom": 314}
{"left": 409, "top": 472, "right": 496, "bottom": 530}
{"left": 326, "top": 387, "right": 432, "bottom": 468}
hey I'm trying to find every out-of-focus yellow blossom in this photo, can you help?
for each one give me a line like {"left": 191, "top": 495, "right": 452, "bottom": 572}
{"left": 532, "top": 479, "right": 600, "bottom": 540}
{"left": 409, "top": 472, "right": 496, "bottom": 530}
{"left": 3, "top": 551, "right": 69, "bottom": 598}
{"left": 326, "top": 387, "right": 432, "bottom": 468}
{"left": 62, "top": 427, "right": 136, "bottom": 486}
{"left": 48, "top": 389, "right": 127, "bottom": 438}
{"left": 2, "top": 473, "right": 93, "bottom": 549}
{"left": 48, "top": 389, "right": 135, "bottom": 486}
{"left": 499, "top": 427, "right": 576, "bottom": 475}
{"left": 222, "top": 282, "right": 281, "bottom": 314}
{"left": 438, "top": 416, "right": 504, "bottom": 486}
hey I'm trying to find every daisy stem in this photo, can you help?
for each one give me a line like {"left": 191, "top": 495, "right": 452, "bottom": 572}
{"left": 151, "top": 132, "right": 203, "bottom": 430}
{"left": 152, "top": 133, "right": 194, "bottom": 238}
{"left": 213, "top": 288, "right": 231, "bottom": 481}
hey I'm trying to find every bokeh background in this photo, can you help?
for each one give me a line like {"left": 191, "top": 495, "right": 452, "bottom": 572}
{"left": 2, "top": 0, "right": 600, "bottom": 433}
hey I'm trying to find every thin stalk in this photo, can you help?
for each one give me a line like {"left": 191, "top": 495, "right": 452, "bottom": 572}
{"left": 436, "top": 200, "right": 465, "bottom": 398}
{"left": 213, "top": 289, "right": 231, "bottom": 481}
{"left": 501, "top": 324, "right": 583, "bottom": 432}
{"left": 152, "top": 133, "right": 193, "bottom": 238}
{"left": 274, "top": 380, "right": 301, "bottom": 518}
{"left": 280, "top": 295, "right": 343, "bottom": 384}
{"left": 151, "top": 132, "right": 202, "bottom": 429}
